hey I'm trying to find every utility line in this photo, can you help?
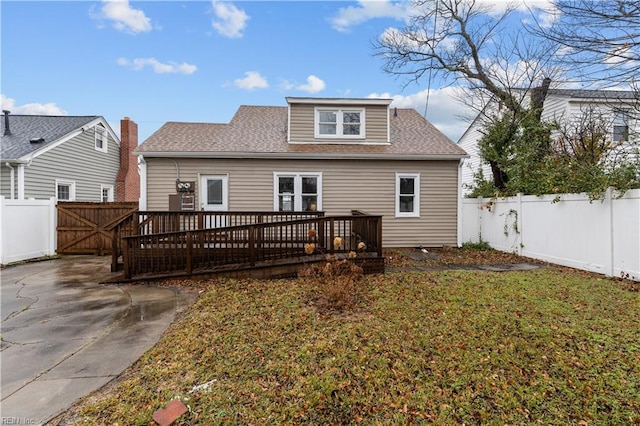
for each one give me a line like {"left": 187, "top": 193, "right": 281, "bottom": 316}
{"left": 424, "top": 0, "right": 440, "bottom": 118}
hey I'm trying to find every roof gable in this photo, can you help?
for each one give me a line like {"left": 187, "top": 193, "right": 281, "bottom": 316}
{"left": 0, "top": 115, "right": 117, "bottom": 160}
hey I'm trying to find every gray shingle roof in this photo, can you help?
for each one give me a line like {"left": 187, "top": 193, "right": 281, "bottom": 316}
{"left": 547, "top": 89, "right": 638, "bottom": 100}
{"left": 0, "top": 115, "right": 101, "bottom": 160}
{"left": 136, "top": 105, "right": 467, "bottom": 159}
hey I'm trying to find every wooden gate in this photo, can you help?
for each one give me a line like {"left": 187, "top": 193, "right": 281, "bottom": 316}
{"left": 57, "top": 202, "right": 138, "bottom": 255}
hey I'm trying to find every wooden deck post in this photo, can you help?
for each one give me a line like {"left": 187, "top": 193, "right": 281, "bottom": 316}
{"left": 123, "top": 239, "right": 131, "bottom": 279}
{"left": 111, "top": 227, "right": 119, "bottom": 272}
{"left": 376, "top": 216, "right": 383, "bottom": 257}
{"left": 249, "top": 227, "right": 256, "bottom": 266}
{"left": 186, "top": 231, "right": 193, "bottom": 274}
{"left": 329, "top": 218, "right": 335, "bottom": 254}
{"left": 132, "top": 212, "right": 140, "bottom": 235}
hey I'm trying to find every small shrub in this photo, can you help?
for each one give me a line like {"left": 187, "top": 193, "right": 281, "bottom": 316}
{"left": 299, "top": 255, "right": 366, "bottom": 314}
{"left": 462, "top": 240, "right": 493, "bottom": 251}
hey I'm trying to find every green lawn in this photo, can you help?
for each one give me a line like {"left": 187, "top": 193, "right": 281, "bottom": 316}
{"left": 63, "top": 266, "right": 639, "bottom": 425}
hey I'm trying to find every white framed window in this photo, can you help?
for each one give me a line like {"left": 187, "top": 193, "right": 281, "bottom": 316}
{"left": 101, "top": 184, "right": 114, "bottom": 202}
{"left": 95, "top": 125, "right": 108, "bottom": 152}
{"left": 56, "top": 179, "right": 76, "bottom": 201}
{"left": 395, "top": 173, "right": 420, "bottom": 217}
{"left": 613, "top": 110, "right": 630, "bottom": 142}
{"left": 315, "top": 108, "right": 365, "bottom": 139}
{"left": 273, "top": 172, "right": 322, "bottom": 212}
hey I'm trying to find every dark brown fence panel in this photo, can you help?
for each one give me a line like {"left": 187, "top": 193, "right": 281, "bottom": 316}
{"left": 57, "top": 202, "right": 138, "bottom": 255}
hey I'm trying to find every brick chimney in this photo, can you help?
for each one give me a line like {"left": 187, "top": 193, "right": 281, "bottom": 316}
{"left": 116, "top": 117, "right": 140, "bottom": 202}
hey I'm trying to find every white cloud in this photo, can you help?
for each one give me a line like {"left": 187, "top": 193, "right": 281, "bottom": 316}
{"left": 92, "top": 0, "right": 153, "bottom": 34}
{"left": 0, "top": 94, "right": 68, "bottom": 115}
{"left": 211, "top": 1, "right": 249, "bottom": 38}
{"left": 278, "top": 80, "right": 295, "bottom": 91}
{"left": 234, "top": 71, "right": 269, "bottom": 90}
{"left": 519, "top": 0, "right": 559, "bottom": 29}
{"left": 117, "top": 57, "right": 197, "bottom": 74}
{"left": 296, "top": 75, "right": 326, "bottom": 94}
{"left": 604, "top": 45, "right": 634, "bottom": 66}
{"left": 474, "top": 0, "right": 555, "bottom": 15}
{"left": 368, "top": 87, "right": 474, "bottom": 142}
{"left": 330, "top": 0, "right": 412, "bottom": 32}
{"left": 329, "top": 1, "right": 556, "bottom": 32}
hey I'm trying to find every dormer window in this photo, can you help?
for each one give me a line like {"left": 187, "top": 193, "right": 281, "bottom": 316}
{"left": 95, "top": 125, "right": 108, "bottom": 152}
{"left": 315, "top": 108, "right": 365, "bottom": 139}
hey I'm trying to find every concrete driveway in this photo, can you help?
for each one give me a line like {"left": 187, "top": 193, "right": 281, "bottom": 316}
{"left": 1, "top": 256, "right": 196, "bottom": 424}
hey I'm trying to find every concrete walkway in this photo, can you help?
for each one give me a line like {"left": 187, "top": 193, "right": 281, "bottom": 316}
{"left": 1, "top": 256, "right": 196, "bottom": 425}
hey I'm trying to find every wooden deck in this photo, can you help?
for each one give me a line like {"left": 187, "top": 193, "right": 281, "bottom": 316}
{"left": 109, "top": 211, "right": 383, "bottom": 282}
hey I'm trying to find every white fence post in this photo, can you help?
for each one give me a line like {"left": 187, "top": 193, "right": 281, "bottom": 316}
{"left": 50, "top": 197, "right": 57, "bottom": 256}
{"left": 516, "top": 193, "right": 523, "bottom": 256}
{"left": 606, "top": 187, "right": 614, "bottom": 277}
{"left": 477, "top": 196, "right": 483, "bottom": 243}
{"left": 0, "top": 196, "right": 4, "bottom": 264}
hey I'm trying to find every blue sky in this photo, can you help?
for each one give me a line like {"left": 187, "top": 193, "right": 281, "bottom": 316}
{"left": 1, "top": 0, "right": 555, "bottom": 143}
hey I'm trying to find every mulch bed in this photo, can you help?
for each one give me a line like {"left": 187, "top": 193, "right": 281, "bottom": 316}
{"left": 384, "top": 247, "right": 546, "bottom": 270}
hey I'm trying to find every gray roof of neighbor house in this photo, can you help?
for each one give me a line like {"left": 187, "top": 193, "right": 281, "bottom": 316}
{"left": 0, "top": 115, "right": 101, "bottom": 160}
{"left": 546, "top": 89, "right": 638, "bottom": 100}
{"left": 136, "top": 105, "right": 468, "bottom": 160}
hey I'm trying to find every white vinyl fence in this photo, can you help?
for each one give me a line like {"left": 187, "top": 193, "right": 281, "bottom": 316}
{"left": 0, "top": 196, "right": 57, "bottom": 265}
{"left": 461, "top": 188, "right": 640, "bottom": 281}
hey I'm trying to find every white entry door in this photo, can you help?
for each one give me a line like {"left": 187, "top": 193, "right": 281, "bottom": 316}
{"left": 200, "top": 175, "right": 228, "bottom": 211}
{"left": 200, "top": 175, "right": 228, "bottom": 228}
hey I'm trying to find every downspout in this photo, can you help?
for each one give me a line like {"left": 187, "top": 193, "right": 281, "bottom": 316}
{"left": 5, "top": 162, "right": 15, "bottom": 200}
{"left": 139, "top": 156, "right": 147, "bottom": 210}
{"left": 17, "top": 163, "right": 25, "bottom": 200}
{"left": 172, "top": 159, "right": 181, "bottom": 180}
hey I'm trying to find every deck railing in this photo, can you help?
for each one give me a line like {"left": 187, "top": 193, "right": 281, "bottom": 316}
{"left": 111, "top": 211, "right": 325, "bottom": 271}
{"left": 120, "top": 214, "right": 382, "bottom": 280}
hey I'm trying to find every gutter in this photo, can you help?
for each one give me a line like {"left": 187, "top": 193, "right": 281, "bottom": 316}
{"left": 133, "top": 151, "right": 469, "bottom": 161}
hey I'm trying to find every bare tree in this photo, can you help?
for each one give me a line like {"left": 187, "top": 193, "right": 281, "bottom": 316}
{"left": 532, "top": 0, "right": 640, "bottom": 86}
{"left": 374, "top": 0, "right": 559, "bottom": 188}
{"left": 373, "top": 0, "right": 558, "bottom": 115}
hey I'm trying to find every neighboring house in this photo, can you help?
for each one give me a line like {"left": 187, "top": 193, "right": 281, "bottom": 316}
{"left": 0, "top": 112, "right": 140, "bottom": 202}
{"left": 135, "top": 97, "right": 468, "bottom": 248}
{"left": 458, "top": 88, "right": 639, "bottom": 195}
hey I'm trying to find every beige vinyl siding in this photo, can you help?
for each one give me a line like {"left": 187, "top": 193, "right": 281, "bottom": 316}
{"left": 145, "top": 158, "right": 459, "bottom": 247}
{"left": 23, "top": 129, "right": 120, "bottom": 201}
{"left": 289, "top": 103, "right": 389, "bottom": 143}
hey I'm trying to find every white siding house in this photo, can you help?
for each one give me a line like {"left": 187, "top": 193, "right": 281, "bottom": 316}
{"left": 458, "top": 89, "right": 639, "bottom": 196}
